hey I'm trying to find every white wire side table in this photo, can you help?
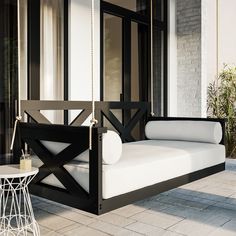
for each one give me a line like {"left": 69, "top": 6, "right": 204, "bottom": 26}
{"left": 0, "top": 165, "right": 39, "bottom": 236}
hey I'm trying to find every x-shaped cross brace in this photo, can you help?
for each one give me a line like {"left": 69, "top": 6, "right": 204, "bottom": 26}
{"left": 24, "top": 138, "right": 89, "bottom": 199}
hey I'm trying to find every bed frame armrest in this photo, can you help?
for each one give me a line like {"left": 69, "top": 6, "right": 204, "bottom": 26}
{"left": 147, "top": 117, "right": 226, "bottom": 145}
{"left": 13, "top": 122, "right": 107, "bottom": 213}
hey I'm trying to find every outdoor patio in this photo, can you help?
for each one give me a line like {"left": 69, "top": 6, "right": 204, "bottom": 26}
{"left": 31, "top": 159, "right": 236, "bottom": 236}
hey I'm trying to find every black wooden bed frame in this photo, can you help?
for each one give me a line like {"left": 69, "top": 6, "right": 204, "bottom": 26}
{"left": 13, "top": 101, "right": 226, "bottom": 215}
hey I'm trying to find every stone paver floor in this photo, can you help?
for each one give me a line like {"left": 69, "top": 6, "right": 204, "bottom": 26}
{"left": 31, "top": 159, "right": 236, "bottom": 236}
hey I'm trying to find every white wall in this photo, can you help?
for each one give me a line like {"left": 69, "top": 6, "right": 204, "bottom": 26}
{"left": 201, "top": 0, "right": 208, "bottom": 117}
{"left": 68, "top": 0, "right": 100, "bottom": 121}
{"left": 168, "top": 0, "right": 177, "bottom": 116}
{"left": 169, "top": 0, "right": 236, "bottom": 117}
{"left": 168, "top": 0, "right": 202, "bottom": 117}
{"left": 204, "top": 0, "right": 217, "bottom": 84}
{"left": 69, "top": 0, "right": 100, "bottom": 100}
{"left": 218, "top": 0, "right": 236, "bottom": 68}
{"left": 205, "top": 0, "right": 236, "bottom": 85}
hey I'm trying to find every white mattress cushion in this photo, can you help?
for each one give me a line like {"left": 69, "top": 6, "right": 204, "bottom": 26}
{"left": 33, "top": 140, "right": 225, "bottom": 199}
{"left": 145, "top": 120, "right": 223, "bottom": 144}
{"left": 41, "top": 130, "right": 122, "bottom": 165}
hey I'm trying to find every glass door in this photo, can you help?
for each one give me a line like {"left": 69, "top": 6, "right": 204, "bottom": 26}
{"left": 101, "top": 0, "right": 149, "bottom": 136}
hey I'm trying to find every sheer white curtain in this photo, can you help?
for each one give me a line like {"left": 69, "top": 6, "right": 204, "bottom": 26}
{"left": 19, "top": 0, "right": 28, "bottom": 102}
{"left": 40, "top": 0, "right": 64, "bottom": 123}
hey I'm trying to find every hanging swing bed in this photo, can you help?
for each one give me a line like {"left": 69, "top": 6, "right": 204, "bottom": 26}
{"left": 12, "top": 0, "right": 226, "bottom": 215}
{"left": 14, "top": 105, "right": 226, "bottom": 215}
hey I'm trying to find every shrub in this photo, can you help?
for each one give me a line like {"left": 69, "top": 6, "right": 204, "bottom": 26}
{"left": 207, "top": 64, "right": 236, "bottom": 157}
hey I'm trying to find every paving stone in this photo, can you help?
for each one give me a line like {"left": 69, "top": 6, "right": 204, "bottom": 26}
{"left": 98, "top": 212, "right": 136, "bottom": 227}
{"left": 155, "top": 194, "right": 213, "bottom": 210}
{"left": 63, "top": 225, "right": 109, "bottom": 236}
{"left": 216, "top": 219, "right": 236, "bottom": 231}
{"left": 125, "top": 222, "right": 164, "bottom": 234}
{"left": 137, "top": 200, "right": 172, "bottom": 211}
{"left": 166, "top": 189, "right": 216, "bottom": 205}
{"left": 39, "top": 204, "right": 95, "bottom": 225}
{"left": 195, "top": 186, "right": 235, "bottom": 202}
{"left": 209, "top": 228, "right": 236, "bottom": 236}
{"left": 113, "top": 205, "right": 146, "bottom": 217}
{"left": 180, "top": 180, "right": 209, "bottom": 191}
{"left": 169, "top": 215, "right": 230, "bottom": 236}
{"left": 33, "top": 201, "right": 52, "bottom": 209}
{"left": 214, "top": 202, "right": 236, "bottom": 211}
{"left": 115, "top": 230, "right": 144, "bottom": 236}
{"left": 224, "top": 193, "right": 236, "bottom": 205}
{"left": 159, "top": 205, "right": 203, "bottom": 219}
{"left": 204, "top": 205, "right": 236, "bottom": 220}
{"left": 56, "top": 223, "right": 82, "bottom": 234}
{"left": 28, "top": 225, "right": 53, "bottom": 236}
{"left": 147, "top": 229, "right": 185, "bottom": 236}
{"left": 43, "top": 232, "right": 62, "bottom": 236}
{"left": 89, "top": 220, "right": 143, "bottom": 235}
{"left": 69, "top": 208, "right": 97, "bottom": 218}
{"left": 130, "top": 211, "right": 183, "bottom": 229}
{"left": 35, "top": 210, "right": 74, "bottom": 231}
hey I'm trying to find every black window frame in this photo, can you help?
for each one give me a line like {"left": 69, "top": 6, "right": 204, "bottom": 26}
{"left": 100, "top": 0, "right": 168, "bottom": 116}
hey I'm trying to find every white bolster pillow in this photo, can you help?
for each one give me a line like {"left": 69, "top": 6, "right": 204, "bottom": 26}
{"left": 41, "top": 130, "right": 122, "bottom": 165}
{"left": 75, "top": 130, "right": 122, "bottom": 164}
{"left": 145, "top": 120, "right": 223, "bottom": 144}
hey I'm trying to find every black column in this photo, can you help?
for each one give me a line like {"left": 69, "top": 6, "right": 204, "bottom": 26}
{"left": 28, "top": 0, "right": 40, "bottom": 100}
{"left": 0, "top": 0, "right": 18, "bottom": 164}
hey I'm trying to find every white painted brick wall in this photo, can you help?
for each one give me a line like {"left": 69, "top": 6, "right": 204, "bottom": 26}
{"left": 177, "top": 0, "right": 202, "bottom": 117}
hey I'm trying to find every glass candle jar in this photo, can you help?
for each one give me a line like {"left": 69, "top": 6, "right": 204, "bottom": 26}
{"left": 20, "top": 154, "right": 32, "bottom": 171}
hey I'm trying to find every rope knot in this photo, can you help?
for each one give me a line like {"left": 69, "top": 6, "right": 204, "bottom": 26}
{"left": 90, "top": 118, "right": 98, "bottom": 126}
{"left": 16, "top": 116, "right": 22, "bottom": 121}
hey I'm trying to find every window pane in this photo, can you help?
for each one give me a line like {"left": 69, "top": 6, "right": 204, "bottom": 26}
{"left": 40, "top": 0, "right": 64, "bottom": 124}
{"left": 153, "top": 0, "right": 164, "bottom": 22}
{"left": 0, "top": 1, "right": 18, "bottom": 161}
{"left": 153, "top": 29, "right": 164, "bottom": 116}
{"left": 104, "top": 14, "right": 122, "bottom": 102}
{"left": 104, "top": 0, "right": 147, "bottom": 15}
{"left": 103, "top": 14, "right": 123, "bottom": 129}
{"left": 131, "top": 22, "right": 140, "bottom": 102}
{"left": 131, "top": 22, "right": 148, "bottom": 139}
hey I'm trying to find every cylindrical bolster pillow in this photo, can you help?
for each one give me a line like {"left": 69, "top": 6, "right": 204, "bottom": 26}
{"left": 75, "top": 130, "right": 122, "bottom": 165}
{"left": 102, "top": 130, "right": 122, "bottom": 164}
{"left": 145, "top": 120, "right": 223, "bottom": 144}
{"left": 41, "top": 130, "right": 122, "bottom": 165}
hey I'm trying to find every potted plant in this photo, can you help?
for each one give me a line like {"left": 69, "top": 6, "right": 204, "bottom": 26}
{"left": 207, "top": 64, "right": 236, "bottom": 158}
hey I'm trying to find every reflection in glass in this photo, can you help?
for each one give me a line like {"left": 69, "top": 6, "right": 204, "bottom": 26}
{"left": 153, "top": 0, "right": 164, "bottom": 22}
{"left": 40, "top": 0, "right": 64, "bottom": 124}
{"left": 131, "top": 22, "right": 140, "bottom": 102}
{"left": 0, "top": 1, "right": 18, "bottom": 163}
{"left": 153, "top": 29, "right": 164, "bottom": 116}
{"left": 104, "top": 14, "right": 122, "bottom": 102}
{"left": 103, "top": 14, "right": 123, "bottom": 130}
{"left": 104, "top": 0, "right": 147, "bottom": 15}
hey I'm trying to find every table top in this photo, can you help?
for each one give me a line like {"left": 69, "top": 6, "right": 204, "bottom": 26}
{"left": 0, "top": 165, "right": 38, "bottom": 178}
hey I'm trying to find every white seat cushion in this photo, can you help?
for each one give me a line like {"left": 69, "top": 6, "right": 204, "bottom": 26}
{"left": 32, "top": 140, "right": 225, "bottom": 199}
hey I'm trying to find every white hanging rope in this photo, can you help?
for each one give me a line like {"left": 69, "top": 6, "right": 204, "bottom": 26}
{"left": 10, "top": 0, "right": 22, "bottom": 151}
{"left": 216, "top": 0, "right": 219, "bottom": 80}
{"left": 150, "top": 0, "right": 154, "bottom": 116}
{"left": 216, "top": 0, "right": 220, "bottom": 116}
{"left": 89, "top": 0, "right": 98, "bottom": 150}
